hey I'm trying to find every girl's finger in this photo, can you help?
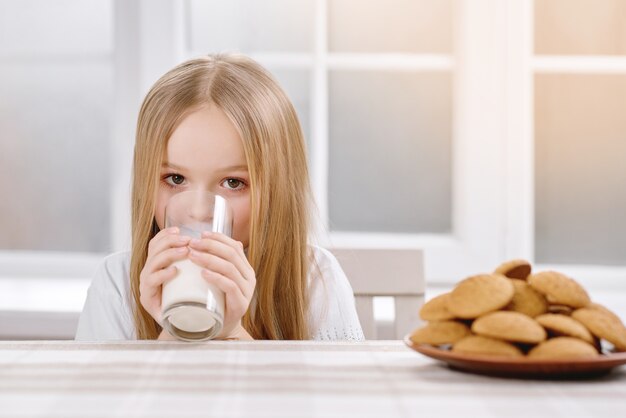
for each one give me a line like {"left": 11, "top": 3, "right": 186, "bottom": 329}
{"left": 202, "top": 231, "right": 247, "bottom": 261}
{"left": 141, "top": 265, "right": 178, "bottom": 296}
{"left": 148, "top": 229, "right": 191, "bottom": 257}
{"left": 148, "top": 227, "right": 179, "bottom": 251}
{"left": 189, "top": 234, "right": 254, "bottom": 281}
{"left": 145, "top": 246, "right": 189, "bottom": 273}
{"left": 188, "top": 249, "right": 252, "bottom": 298}
{"left": 202, "top": 270, "right": 248, "bottom": 315}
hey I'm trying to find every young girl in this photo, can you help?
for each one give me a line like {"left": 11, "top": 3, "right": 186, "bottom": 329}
{"left": 75, "top": 53, "right": 364, "bottom": 341}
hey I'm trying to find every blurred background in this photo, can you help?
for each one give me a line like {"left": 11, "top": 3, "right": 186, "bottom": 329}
{"left": 1, "top": 0, "right": 625, "bottom": 338}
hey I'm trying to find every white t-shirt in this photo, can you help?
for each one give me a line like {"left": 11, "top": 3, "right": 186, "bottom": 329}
{"left": 75, "top": 246, "right": 364, "bottom": 341}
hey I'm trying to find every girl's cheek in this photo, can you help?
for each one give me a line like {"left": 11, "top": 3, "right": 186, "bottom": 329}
{"left": 155, "top": 216, "right": 165, "bottom": 231}
{"left": 229, "top": 198, "right": 251, "bottom": 246}
{"left": 154, "top": 191, "right": 171, "bottom": 230}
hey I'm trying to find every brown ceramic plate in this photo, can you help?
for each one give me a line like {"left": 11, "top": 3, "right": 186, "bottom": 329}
{"left": 404, "top": 335, "right": 626, "bottom": 379}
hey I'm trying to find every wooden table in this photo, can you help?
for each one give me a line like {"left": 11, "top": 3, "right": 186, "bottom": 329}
{"left": 1, "top": 340, "right": 625, "bottom": 417}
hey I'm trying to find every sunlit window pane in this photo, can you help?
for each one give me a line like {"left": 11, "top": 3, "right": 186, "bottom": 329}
{"left": 535, "top": 0, "right": 626, "bottom": 55}
{"left": 535, "top": 74, "right": 626, "bottom": 265}
{"left": 187, "top": 0, "right": 315, "bottom": 53}
{"left": 329, "top": 71, "right": 452, "bottom": 233}
{"left": 0, "top": 0, "right": 112, "bottom": 55}
{"left": 329, "top": 0, "right": 453, "bottom": 53}
{"left": 0, "top": 0, "right": 113, "bottom": 253}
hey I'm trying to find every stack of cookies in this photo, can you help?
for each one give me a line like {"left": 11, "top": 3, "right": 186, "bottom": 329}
{"left": 410, "top": 260, "right": 626, "bottom": 359}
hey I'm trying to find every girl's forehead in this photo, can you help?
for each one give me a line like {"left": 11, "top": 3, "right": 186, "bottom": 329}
{"left": 164, "top": 105, "right": 247, "bottom": 172}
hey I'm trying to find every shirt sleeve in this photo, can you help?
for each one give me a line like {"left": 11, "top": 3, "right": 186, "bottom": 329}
{"left": 74, "top": 255, "right": 135, "bottom": 341}
{"left": 309, "top": 247, "right": 365, "bottom": 341}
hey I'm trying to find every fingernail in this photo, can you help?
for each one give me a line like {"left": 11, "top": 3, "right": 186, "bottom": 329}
{"left": 168, "top": 227, "right": 180, "bottom": 234}
{"left": 201, "top": 231, "right": 213, "bottom": 238}
{"left": 190, "top": 238, "right": 201, "bottom": 246}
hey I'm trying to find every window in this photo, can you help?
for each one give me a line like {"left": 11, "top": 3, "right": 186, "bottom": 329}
{"left": 1, "top": 0, "right": 624, "bottom": 293}
{"left": 534, "top": 0, "right": 626, "bottom": 267}
{"left": 0, "top": 0, "right": 113, "bottom": 254}
{"left": 0, "top": 1, "right": 113, "bottom": 289}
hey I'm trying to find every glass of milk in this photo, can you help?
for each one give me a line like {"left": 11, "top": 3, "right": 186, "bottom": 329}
{"left": 161, "top": 190, "right": 233, "bottom": 341}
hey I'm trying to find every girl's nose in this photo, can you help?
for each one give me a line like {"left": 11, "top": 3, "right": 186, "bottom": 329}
{"left": 188, "top": 192, "right": 214, "bottom": 224}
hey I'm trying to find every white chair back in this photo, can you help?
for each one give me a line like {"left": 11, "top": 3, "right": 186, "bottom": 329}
{"left": 330, "top": 248, "right": 425, "bottom": 339}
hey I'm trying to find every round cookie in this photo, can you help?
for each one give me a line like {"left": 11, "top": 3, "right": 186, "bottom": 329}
{"left": 528, "top": 271, "right": 591, "bottom": 308}
{"left": 452, "top": 335, "right": 523, "bottom": 357}
{"left": 506, "top": 279, "right": 549, "bottom": 317}
{"left": 528, "top": 337, "right": 598, "bottom": 359}
{"left": 409, "top": 321, "right": 471, "bottom": 346}
{"left": 535, "top": 314, "right": 594, "bottom": 344}
{"left": 572, "top": 308, "right": 626, "bottom": 351}
{"left": 494, "top": 259, "right": 532, "bottom": 280}
{"left": 419, "top": 293, "right": 455, "bottom": 321}
{"left": 588, "top": 303, "right": 624, "bottom": 327}
{"left": 472, "top": 311, "right": 547, "bottom": 344}
{"left": 447, "top": 274, "right": 515, "bottom": 319}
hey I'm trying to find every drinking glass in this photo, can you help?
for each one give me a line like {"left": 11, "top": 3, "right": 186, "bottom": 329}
{"left": 161, "top": 190, "right": 233, "bottom": 341}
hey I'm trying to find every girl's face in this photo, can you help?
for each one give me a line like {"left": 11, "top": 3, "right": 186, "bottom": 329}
{"left": 155, "top": 104, "right": 251, "bottom": 248}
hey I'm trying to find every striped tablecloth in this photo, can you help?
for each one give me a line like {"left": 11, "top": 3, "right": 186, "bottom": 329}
{"left": 1, "top": 340, "right": 625, "bottom": 418}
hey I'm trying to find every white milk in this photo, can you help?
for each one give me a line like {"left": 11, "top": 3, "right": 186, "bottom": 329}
{"left": 161, "top": 259, "right": 225, "bottom": 333}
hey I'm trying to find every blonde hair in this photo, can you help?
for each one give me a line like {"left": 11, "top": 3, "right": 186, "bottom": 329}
{"left": 130, "top": 54, "right": 312, "bottom": 340}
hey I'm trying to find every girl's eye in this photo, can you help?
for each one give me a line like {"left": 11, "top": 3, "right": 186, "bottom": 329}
{"left": 222, "top": 178, "right": 245, "bottom": 191}
{"left": 164, "top": 174, "right": 186, "bottom": 186}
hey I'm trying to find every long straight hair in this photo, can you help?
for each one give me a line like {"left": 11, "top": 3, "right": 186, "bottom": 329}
{"left": 130, "top": 54, "right": 312, "bottom": 340}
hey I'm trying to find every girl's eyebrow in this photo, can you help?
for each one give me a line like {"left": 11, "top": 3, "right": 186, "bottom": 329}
{"left": 216, "top": 164, "right": 249, "bottom": 172}
{"left": 162, "top": 162, "right": 185, "bottom": 170}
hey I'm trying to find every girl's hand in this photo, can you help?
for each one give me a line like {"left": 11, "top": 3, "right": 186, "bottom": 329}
{"left": 188, "top": 231, "right": 256, "bottom": 339}
{"left": 139, "top": 227, "right": 191, "bottom": 326}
